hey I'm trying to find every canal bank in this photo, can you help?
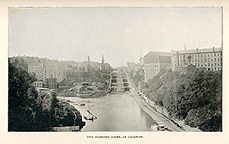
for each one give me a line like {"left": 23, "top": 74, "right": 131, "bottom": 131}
{"left": 127, "top": 75, "right": 185, "bottom": 132}
{"left": 130, "top": 90, "right": 185, "bottom": 132}
{"left": 61, "top": 92, "right": 157, "bottom": 132}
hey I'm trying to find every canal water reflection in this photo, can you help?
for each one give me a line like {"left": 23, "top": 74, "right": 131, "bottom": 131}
{"left": 64, "top": 92, "right": 157, "bottom": 132}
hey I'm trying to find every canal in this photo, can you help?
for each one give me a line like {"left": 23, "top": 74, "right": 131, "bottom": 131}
{"left": 64, "top": 92, "right": 157, "bottom": 132}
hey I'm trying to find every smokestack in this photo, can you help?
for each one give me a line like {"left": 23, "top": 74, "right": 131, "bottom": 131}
{"left": 88, "top": 56, "right": 90, "bottom": 73}
{"left": 102, "top": 54, "right": 104, "bottom": 64}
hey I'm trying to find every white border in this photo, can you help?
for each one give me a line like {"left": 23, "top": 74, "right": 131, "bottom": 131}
{"left": 0, "top": 0, "right": 228, "bottom": 144}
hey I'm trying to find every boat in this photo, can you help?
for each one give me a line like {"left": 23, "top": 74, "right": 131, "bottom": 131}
{"left": 83, "top": 110, "right": 97, "bottom": 122}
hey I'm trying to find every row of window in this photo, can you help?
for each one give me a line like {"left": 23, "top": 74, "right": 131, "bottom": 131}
{"left": 145, "top": 65, "right": 159, "bottom": 68}
{"left": 179, "top": 52, "right": 222, "bottom": 58}
{"left": 207, "top": 67, "right": 222, "bottom": 71}
{"left": 180, "top": 57, "right": 222, "bottom": 62}
{"left": 179, "top": 61, "right": 222, "bottom": 67}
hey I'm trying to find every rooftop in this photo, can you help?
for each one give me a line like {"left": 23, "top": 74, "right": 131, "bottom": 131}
{"left": 143, "top": 51, "right": 171, "bottom": 63}
{"left": 172, "top": 47, "right": 222, "bottom": 54}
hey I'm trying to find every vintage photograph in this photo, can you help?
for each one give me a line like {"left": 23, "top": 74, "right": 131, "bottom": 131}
{"left": 8, "top": 7, "right": 222, "bottom": 132}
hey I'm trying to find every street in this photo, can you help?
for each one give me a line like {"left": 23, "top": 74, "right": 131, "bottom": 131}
{"left": 128, "top": 74, "right": 185, "bottom": 132}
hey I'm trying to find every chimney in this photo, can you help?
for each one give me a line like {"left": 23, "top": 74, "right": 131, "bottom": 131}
{"left": 102, "top": 54, "right": 104, "bottom": 64}
{"left": 196, "top": 48, "right": 198, "bottom": 53}
{"left": 213, "top": 47, "right": 215, "bottom": 52}
{"left": 176, "top": 52, "right": 179, "bottom": 66}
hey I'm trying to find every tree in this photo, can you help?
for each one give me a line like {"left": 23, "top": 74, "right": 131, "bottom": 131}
{"left": 8, "top": 60, "right": 38, "bottom": 131}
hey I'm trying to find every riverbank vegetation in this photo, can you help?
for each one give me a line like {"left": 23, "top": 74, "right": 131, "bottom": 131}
{"left": 8, "top": 61, "right": 85, "bottom": 131}
{"left": 141, "top": 69, "right": 222, "bottom": 132}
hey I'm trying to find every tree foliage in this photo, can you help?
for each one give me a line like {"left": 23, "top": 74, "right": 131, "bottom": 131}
{"left": 8, "top": 60, "right": 85, "bottom": 131}
{"left": 142, "top": 69, "right": 222, "bottom": 131}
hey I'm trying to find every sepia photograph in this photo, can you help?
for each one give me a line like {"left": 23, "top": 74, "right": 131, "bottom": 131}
{"left": 7, "top": 7, "right": 223, "bottom": 133}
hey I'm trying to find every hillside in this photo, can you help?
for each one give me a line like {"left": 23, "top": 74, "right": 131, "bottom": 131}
{"left": 141, "top": 69, "right": 222, "bottom": 131}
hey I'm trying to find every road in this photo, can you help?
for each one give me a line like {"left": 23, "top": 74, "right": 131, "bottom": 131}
{"left": 128, "top": 75, "right": 185, "bottom": 132}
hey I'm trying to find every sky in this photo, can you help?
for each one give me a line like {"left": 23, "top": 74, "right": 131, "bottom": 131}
{"left": 9, "top": 7, "right": 222, "bottom": 68}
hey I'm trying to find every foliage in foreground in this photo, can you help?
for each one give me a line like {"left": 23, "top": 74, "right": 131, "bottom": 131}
{"left": 8, "top": 61, "right": 85, "bottom": 131}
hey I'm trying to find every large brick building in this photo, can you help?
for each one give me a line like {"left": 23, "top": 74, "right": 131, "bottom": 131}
{"left": 143, "top": 51, "right": 171, "bottom": 82}
{"left": 28, "top": 62, "right": 44, "bottom": 81}
{"left": 171, "top": 47, "right": 222, "bottom": 71}
{"left": 28, "top": 61, "right": 67, "bottom": 84}
{"left": 42, "top": 62, "right": 67, "bottom": 83}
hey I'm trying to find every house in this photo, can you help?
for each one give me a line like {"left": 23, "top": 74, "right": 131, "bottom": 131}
{"left": 33, "top": 81, "right": 43, "bottom": 89}
{"left": 174, "top": 64, "right": 196, "bottom": 74}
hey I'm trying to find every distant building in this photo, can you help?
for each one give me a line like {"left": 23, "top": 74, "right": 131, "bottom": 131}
{"left": 174, "top": 64, "right": 196, "bottom": 74}
{"left": 171, "top": 47, "right": 222, "bottom": 71}
{"left": 28, "top": 62, "right": 44, "bottom": 81}
{"left": 46, "top": 78, "right": 57, "bottom": 89}
{"left": 143, "top": 51, "right": 171, "bottom": 82}
{"left": 139, "top": 57, "right": 144, "bottom": 67}
{"left": 33, "top": 81, "right": 43, "bottom": 89}
{"left": 66, "top": 69, "right": 78, "bottom": 80}
{"left": 99, "top": 55, "right": 112, "bottom": 72}
{"left": 42, "top": 63, "right": 67, "bottom": 83}
{"left": 102, "top": 54, "right": 104, "bottom": 64}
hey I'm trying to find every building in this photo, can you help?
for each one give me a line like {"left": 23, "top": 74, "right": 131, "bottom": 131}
{"left": 171, "top": 47, "right": 222, "bottom": 71}
{"left": 33, "top": 81, "right": 43, "bottom": 89}
{"left": 66, "top": 69, "right": 78, "bottom": 80}
{"left": 46, "top": 78, "right": 57, "bottom": 89}
{"left": 42, "top": 62, "right": 67, "bottom": 83}
{"left": 174, "top": 64, "right": 196, "bottom": 74}
{"left": 28, "top": 61, "right": 67, "bottom": 84}
{"left": 139, "top": 57, "right": 144, "bottom": 67}
{"left": 28, "top": 62, "right": 44, "bottom": 81}
{"left": 99, "top": 55, "right": 112, "bottom": 72}
{"left": 143, "top": 51, "right": 171, "bottom": 82}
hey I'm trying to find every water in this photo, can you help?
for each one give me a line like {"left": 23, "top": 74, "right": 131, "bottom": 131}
{"left": 63, "top": 92, "right": 156, "bottom": 132}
